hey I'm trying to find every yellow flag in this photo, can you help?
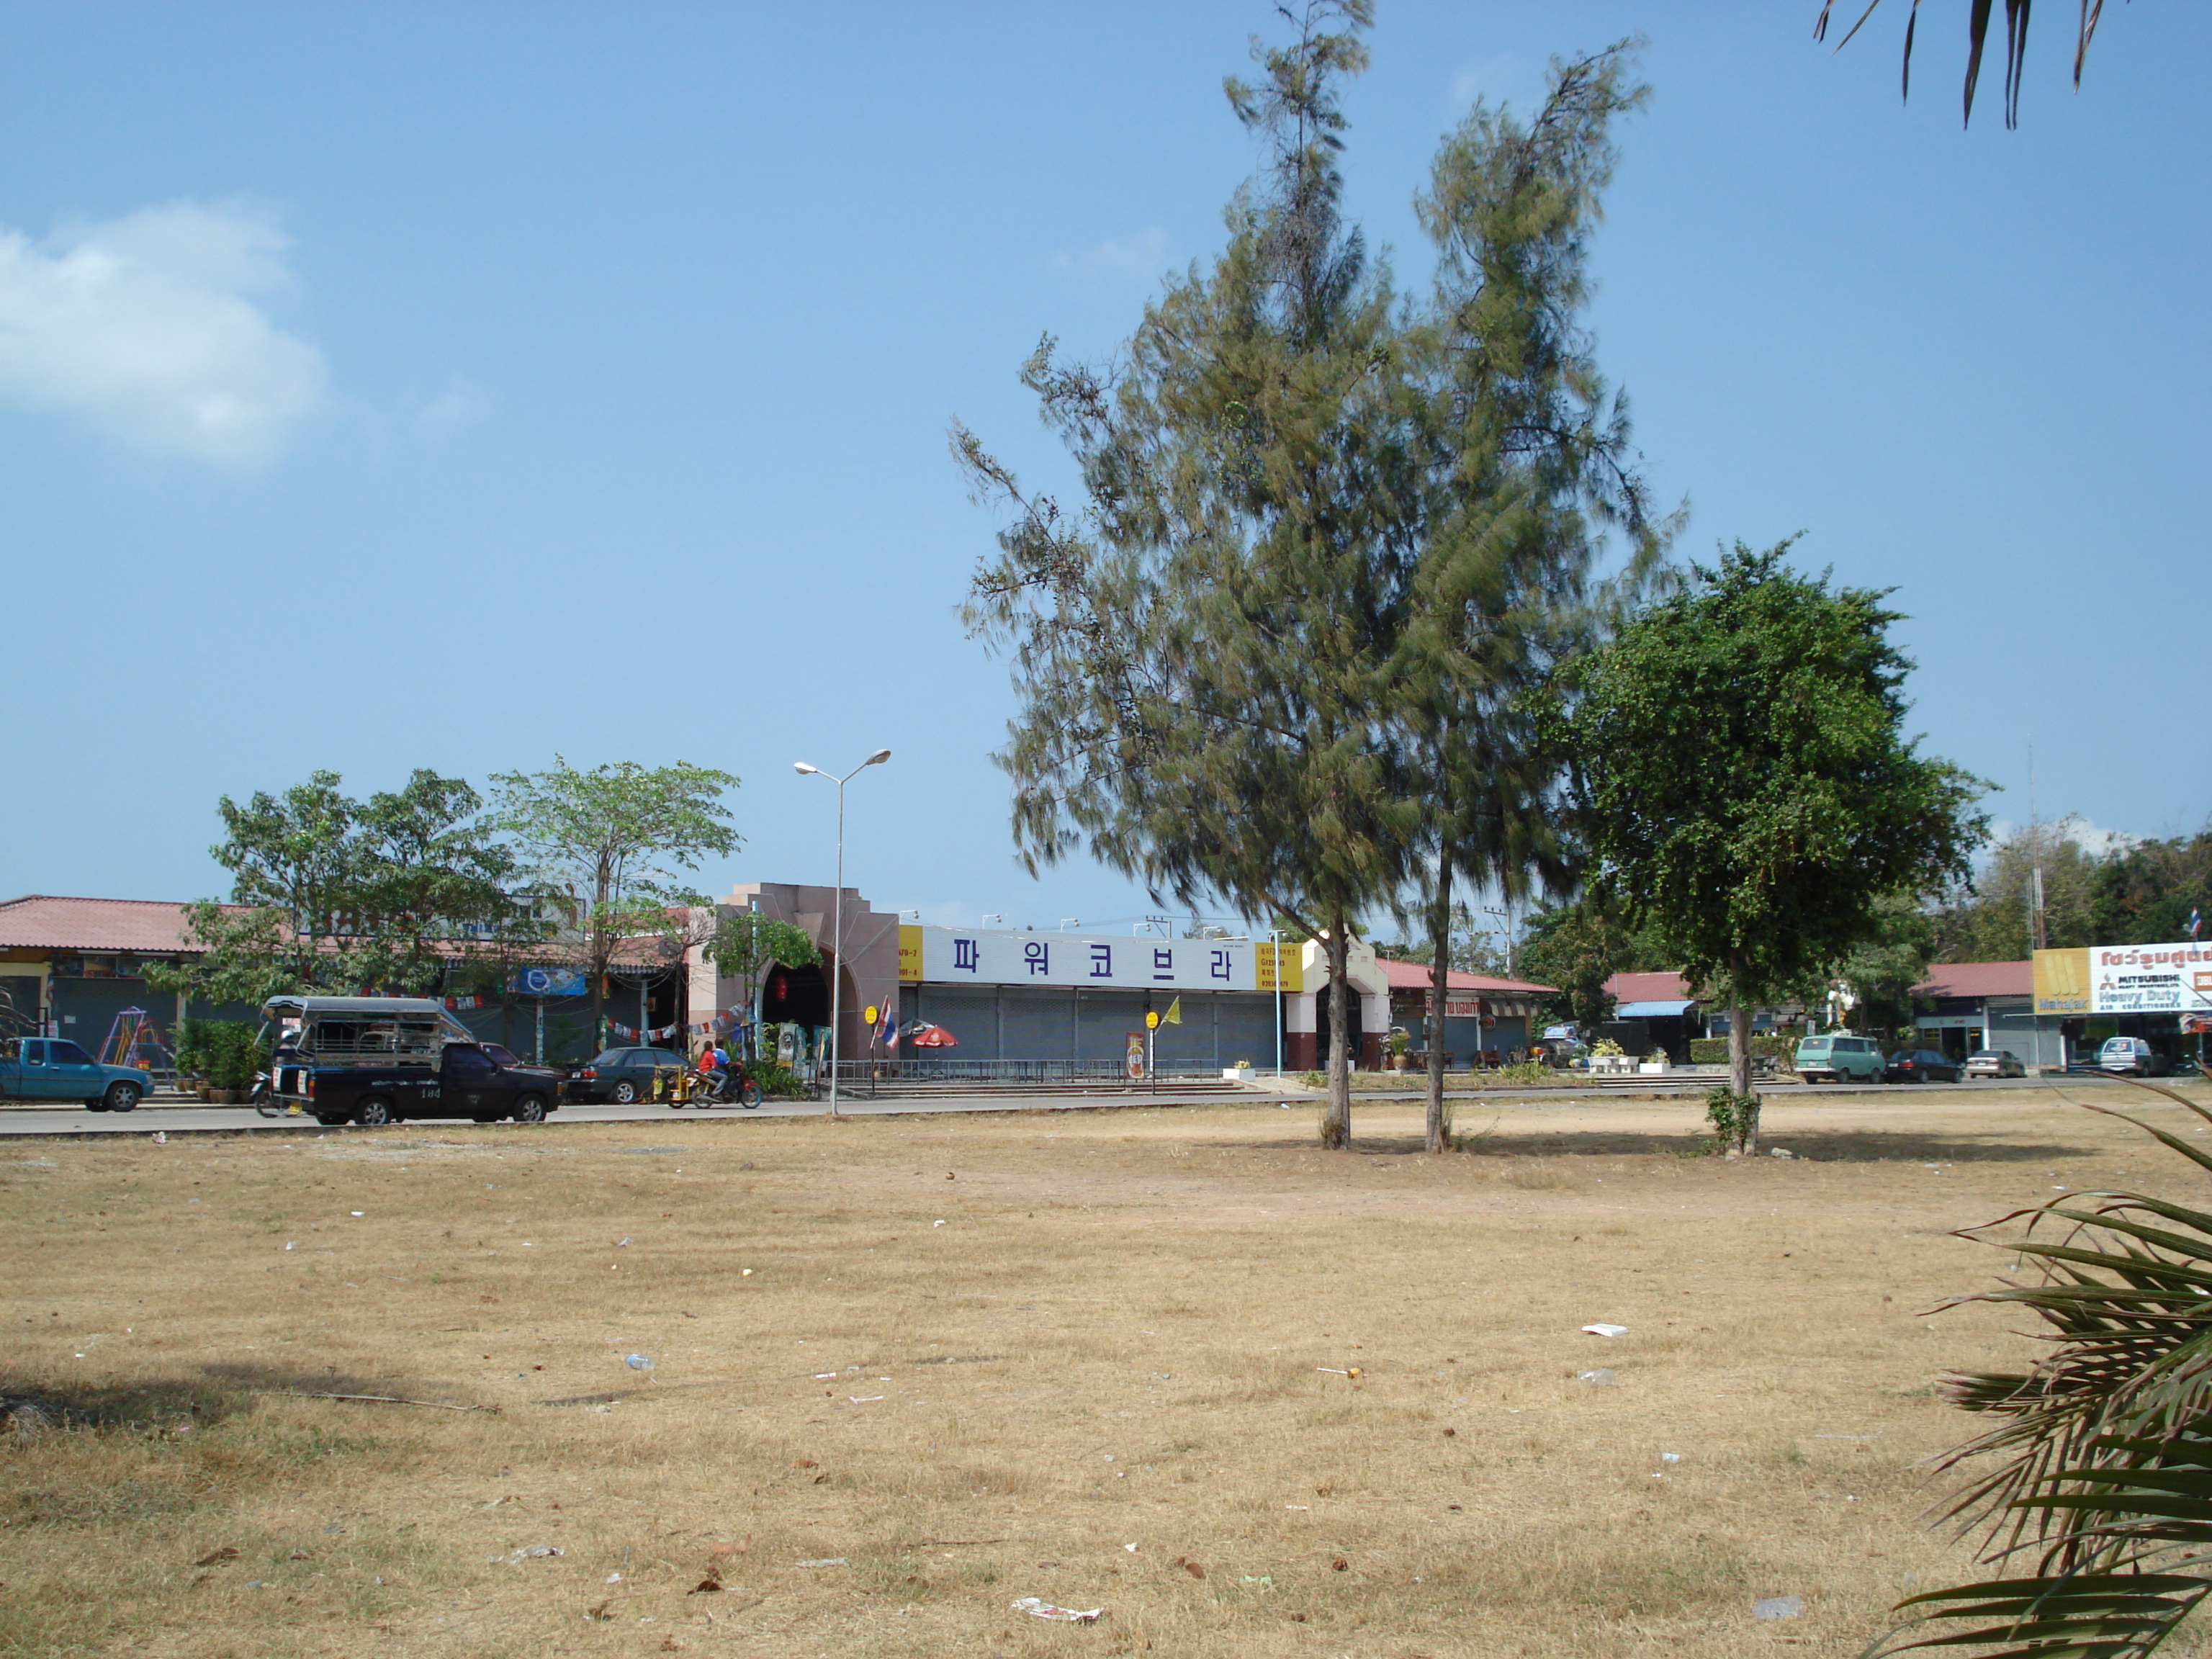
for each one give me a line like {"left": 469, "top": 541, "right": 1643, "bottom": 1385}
{"left": 1163, "top": 997, "right": 1182, "bottom": 1025}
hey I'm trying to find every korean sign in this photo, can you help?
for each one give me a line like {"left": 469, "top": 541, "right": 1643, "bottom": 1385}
{"left": 912, "top": 926, "right": 1256, "bottom": 992}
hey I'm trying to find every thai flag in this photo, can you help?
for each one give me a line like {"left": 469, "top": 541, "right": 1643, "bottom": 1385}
{"left": 878, "top": 1002, "right": 899, "bottom": 1048}
{"left": 2191, "top": 908, "right": 2203, "bottom": 940}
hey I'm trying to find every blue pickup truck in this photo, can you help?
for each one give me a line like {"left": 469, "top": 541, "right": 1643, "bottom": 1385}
{"left": 0, "top": 1036, "right": 153, "bottom": 1111}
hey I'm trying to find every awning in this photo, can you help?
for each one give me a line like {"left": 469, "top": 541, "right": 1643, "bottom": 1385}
{"left": 1616, "top": 999, "right": 1693, "bottom": 1019}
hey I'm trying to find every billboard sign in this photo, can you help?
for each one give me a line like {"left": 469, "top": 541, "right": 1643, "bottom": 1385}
{"left": 2035, "top": 943, "right": 2212, "bottom": 1016}
{"left": 914, "top": 925, "right": 1256, "bottom": 992}
{"left": 512, "top": 965, "right": 589, "bottom": 998}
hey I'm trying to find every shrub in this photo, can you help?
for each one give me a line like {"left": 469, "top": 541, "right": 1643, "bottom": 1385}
{"left": 195, "top": 1021, "right": 266, "bottom": 1090}
{"left": 742, "top": 1058, "right": 813, "bottom": 1100}
{"left": 1687, "top": 1033, "right": 1795, "bottom": 1065}
{"left": 1704, "top": 1084, "right": 1762, "bottom": 1154}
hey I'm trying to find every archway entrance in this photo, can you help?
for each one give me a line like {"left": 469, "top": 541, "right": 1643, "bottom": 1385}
{"left": 760, "top": 961, "right": 830, "bottom": 1028}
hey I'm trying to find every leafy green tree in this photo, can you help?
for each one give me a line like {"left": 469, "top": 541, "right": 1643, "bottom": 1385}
{"left": 958, "top": 1, "right": 1413, "bottom": 1147}
{"left": 1833, "top": 889, "right": 1938, "bottom": 1035}
{"left": 1930, "top": 819, "right": 2102, "bottom": 961}
{"left": 705, "top": 910, "right": 821, "bottom": 1059}
{"left": 148, "top": 770, "right": 513, "bottom": 1007}
{"left": 1516, "top": 891, "right": 1654, "bottom": 1032}
{"left": 2092, "top": 827, "right": 2212, "bottom": 945}
{"left": 488, "top": 757, "right": 739, "bottom": 1044}
{"left": 1563, "top": 540, "right": 1988, "bottom": 1112}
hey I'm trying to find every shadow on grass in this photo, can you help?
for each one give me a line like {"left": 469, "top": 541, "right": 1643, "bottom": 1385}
{"left": 1285, "top": 1130, "right": 2100, "bottom": 1164}
{"left": 1, "top": 1359, "right": 490, "bottom": 1434}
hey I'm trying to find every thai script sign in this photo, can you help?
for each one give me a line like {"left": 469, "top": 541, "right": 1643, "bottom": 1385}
{"left": 2036, "top": 943, "right": 2212, "bottom": 1015}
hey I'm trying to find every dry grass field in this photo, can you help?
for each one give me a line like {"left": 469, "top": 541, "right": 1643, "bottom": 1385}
{"left": 6, "top": 1080, "right": 2211, "bottom": 1659}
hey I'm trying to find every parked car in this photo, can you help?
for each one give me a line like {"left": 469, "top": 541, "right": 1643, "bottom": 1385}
{"left": 2097, "top": 1035, "right": 2172, "bottom": 1076}
{"left": 1965, "top": 1048, "right": 2027, "bottom": 1079}
{"left": 1794, "top": 1033, "right": 1885, "bottom": 1083}
{"left": 264, "top": 994, "right": 565, "bottom": 1126}
{"left": 0, "top": 1035, "right": 153, "bottom": 1111}
{"left": 566, "top": 1046, "right": 688, "bottom": 1104}
{"left": 1884, "top": 1048, "right": 1964, "bottom": 1084}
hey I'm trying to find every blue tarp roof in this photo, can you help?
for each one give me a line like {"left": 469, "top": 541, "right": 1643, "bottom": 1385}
{"left": 1616, "top": 999, "right": 1694, "bottom": 1019}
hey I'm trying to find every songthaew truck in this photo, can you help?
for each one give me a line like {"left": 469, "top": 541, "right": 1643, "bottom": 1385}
{"left": 265, "top": 995, "right": 565, "bottom": 1127}
{"left": 0, "top": 1036, "right": 154, "bottom": 1112}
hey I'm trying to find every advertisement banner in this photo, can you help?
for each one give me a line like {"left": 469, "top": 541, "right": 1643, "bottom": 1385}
{"left": 2036, "top": 943, "right": 2212, "bottom": 1015}
{"left": 1256, "top": 942, "right": 1304, "bottom": 994}
{"left": 914, "top": 925, "right": 1256, "bottom": 992}
{"left": 512, "top": 965, "right": 588, "bottom": 998}
{"left": 897, "top": 925, "right": 924, "bottom": 984}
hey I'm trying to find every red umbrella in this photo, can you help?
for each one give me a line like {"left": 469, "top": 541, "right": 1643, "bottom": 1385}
{"left": 908, "top": 1022, "right": 958, "bottom": 1048}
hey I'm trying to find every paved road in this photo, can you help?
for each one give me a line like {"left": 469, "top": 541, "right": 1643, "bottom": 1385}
{"left": 0, "top": 1072, "right": 2164, "bottom": 1136}
{"left": 0, "top": 1088, "right": 1283, "bottom": 1136}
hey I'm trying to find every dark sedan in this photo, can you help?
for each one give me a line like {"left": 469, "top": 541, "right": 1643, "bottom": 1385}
{"left": 565, "top": 1046, "right": 687, "bottom": 1103}
{"left": 1885, "top": 1048, "right": 1964, "bottom": 1084}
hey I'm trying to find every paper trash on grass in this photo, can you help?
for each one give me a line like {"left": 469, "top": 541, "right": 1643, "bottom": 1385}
{"left": 1753, "top": 1595, "right": 1804, "bottom": 1620}
{"left": 1013, "top": 1596, "right": 1103, "bottom": 1623}
{"left": 1577, "top": 1369, "right": 1615, "bottom": 1386}
{"left": 795, "top": 1557, "right": 847, "bottom": 1568}
{"left": 512, "top": 1545, "right": 564, "bottom": 1559}
{"left": 1581, "top": 1323, "right": 1629, "bottom": 1338}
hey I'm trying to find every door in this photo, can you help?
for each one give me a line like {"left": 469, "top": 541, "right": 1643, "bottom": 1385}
{"left": 441, "top": 1046, "right": 499, "bottom": 1117}
{"left": 45, "top": 1039, "right": 104, "bottom": 1100}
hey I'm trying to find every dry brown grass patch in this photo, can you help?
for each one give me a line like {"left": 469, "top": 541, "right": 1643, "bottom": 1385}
{"left": 6, "top": 1082, "right": 2212, "bottom": 1655}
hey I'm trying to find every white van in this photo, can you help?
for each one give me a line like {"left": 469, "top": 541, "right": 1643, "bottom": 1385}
{"left": 2097, "top": 1035, "right": 2171, "bottom": 1076}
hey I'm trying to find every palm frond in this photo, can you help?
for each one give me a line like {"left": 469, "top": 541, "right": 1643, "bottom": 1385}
{"left": 1817, "top": 0, "right": 2118, "bottom": 127}
{"left": 1871, "top": 1071, "right": 2212, "bottom": 1658}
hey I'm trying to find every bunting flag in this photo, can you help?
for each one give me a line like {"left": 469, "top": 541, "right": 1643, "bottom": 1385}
{"left": 608, "top": 1020, "right": 681, "bottom": 1042}
{"left": 442, "top": 994, "right": 486, "bottom": 1012}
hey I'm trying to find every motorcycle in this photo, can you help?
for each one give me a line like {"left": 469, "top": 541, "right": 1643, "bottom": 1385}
{"left": 669, "top": 1062, "right": 763, "bottom": 1110}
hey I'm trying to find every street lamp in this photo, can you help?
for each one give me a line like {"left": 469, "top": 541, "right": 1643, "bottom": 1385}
{"left": 1480, "top": 903, "right": 1516, "bottom": 979}
{"left": 793, "top": 750, "right": 891, "bottom": 1117}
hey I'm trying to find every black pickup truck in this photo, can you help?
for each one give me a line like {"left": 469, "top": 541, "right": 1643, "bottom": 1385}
{"left": 264, "top": 994, "right": 565, "bottom": 1128}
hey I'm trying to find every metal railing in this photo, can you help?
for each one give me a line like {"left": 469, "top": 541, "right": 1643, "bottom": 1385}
{"left": 825, "top": 1056, "right": 1244, "bottom": 1089}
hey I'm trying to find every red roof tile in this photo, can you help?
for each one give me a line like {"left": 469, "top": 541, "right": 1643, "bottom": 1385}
{"left": 0, "top": 894, "right": 242, "bottom": 953}
{"left": 1603, "top": 970, "right": 1691, "bottom": 1003}
{"left": 1372, "top": 956, "right": 1556, "bottom": 995}
{"left": 1915, "top": 960, "right": 2033, "bottom": 999}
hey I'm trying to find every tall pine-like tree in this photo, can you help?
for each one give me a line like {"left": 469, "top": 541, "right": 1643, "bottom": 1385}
{"left": 958, "top": 1, "right": 1411, "bottom": 1146}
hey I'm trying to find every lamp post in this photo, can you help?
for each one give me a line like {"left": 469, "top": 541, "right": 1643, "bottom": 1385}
{"left": 1268, "top": 927, "right": 1289, "bottom": 1076}
{"left": 793, "top": 749, "right": 891, "bottom": 1118}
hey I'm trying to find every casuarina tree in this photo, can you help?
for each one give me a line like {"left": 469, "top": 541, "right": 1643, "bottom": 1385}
{"left": 956, "top": 1, "right": 1413, "bottom": 1146}
{"left": 1388, "top": 40, "right": 1673, "bottom": 1151}
{"left": 1563, "top": 540, "right": 1987, "bottom": 1120}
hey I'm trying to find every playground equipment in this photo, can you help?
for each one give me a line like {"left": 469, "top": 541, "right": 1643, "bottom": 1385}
{"left": 98, "top": 1007, "right": 172, "bottom": 1075}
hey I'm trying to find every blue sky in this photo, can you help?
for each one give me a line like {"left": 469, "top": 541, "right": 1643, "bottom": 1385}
{"left": 1, "top": 2, "right": 2204, "bottom": 940}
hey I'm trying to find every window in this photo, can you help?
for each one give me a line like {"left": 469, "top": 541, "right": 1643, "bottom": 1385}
{"left": 50, "top": 1041, "right": 93, "bottom": 1066}
{"left": 445, "top": 1048, "right": 495, "bottom": 1078}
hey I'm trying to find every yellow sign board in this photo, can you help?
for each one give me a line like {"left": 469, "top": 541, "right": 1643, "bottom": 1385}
{"left": 2033, "top": 946, "right": 2092, "bottom": 1015}
{"left": 897, "top": 924, "right": 924, "bottom": 983}
{"left": 1144, "top": 1010, "right": 1160, "bottom": 1030}
{"left": 1256, "top": 941, "right": 1304, "bottom": 994}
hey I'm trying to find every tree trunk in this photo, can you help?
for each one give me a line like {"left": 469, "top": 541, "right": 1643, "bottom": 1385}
{"left": 1425, "top": 850, "right": 1452, "bottom": 1155}
{"left": 1321, "top": 921, "right": 1352, "bottom": 1149}
{"left": 1728, "top": 999, "right": 1750, "bottom": 1099}
{"left": 1728, "top": 992, "right": 1760, "bottom": 1154}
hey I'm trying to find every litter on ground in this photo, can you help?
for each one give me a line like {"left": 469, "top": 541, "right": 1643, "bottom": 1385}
{"left": 1013, "top": 1596, "right": 1102, "bottom": 1623}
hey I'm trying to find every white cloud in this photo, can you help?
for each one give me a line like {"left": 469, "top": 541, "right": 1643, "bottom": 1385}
{"left": 1985, "top": 814, "right": 2140, "bottom": 858}
{"left": 0, "top": 199, "right": 327, "bottom": 469}
{"left": 1051, "top": 228, "right": 1169, "bottom": 287}
{"left": 414, "top": 381, "right": 489, "bottom": 438}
